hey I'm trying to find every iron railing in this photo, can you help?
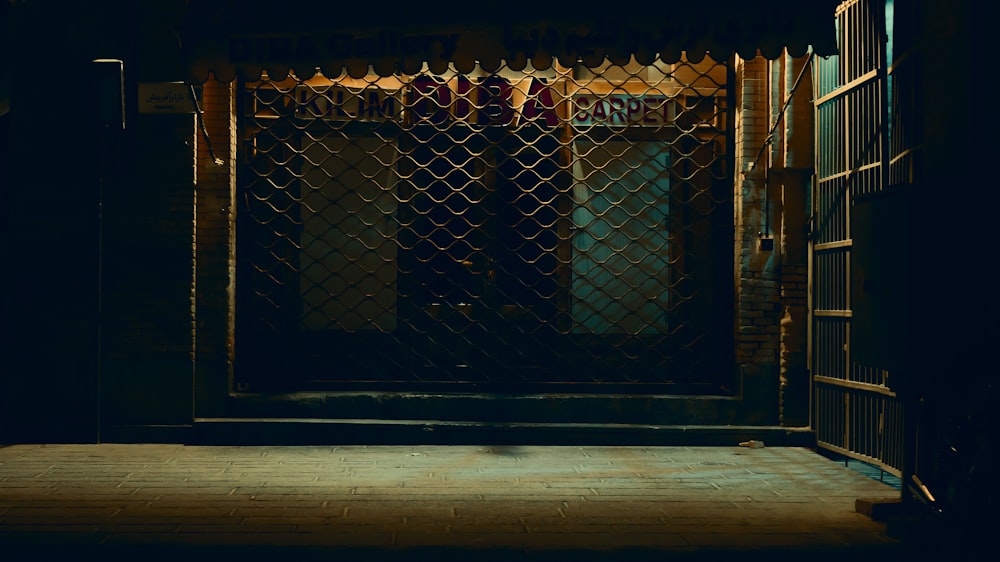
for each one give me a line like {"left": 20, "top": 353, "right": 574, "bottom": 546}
{"left": 812, "top": 0, "right": 902, "bottom": 475}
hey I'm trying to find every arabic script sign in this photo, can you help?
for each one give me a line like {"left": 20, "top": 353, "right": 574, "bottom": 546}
{"left": 138, "top": 82, "right": 195, "bottom": 114}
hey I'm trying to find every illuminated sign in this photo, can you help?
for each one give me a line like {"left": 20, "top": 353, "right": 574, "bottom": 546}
{"left": 228, "top": 32, "right": 460, "bottom": 66}
{"left": 271, "top": 78, "right": 686, "bottom": 128}
{"left": 409, "top": 76, "right": 559, "bottom": 127}
{"left": 295, "top": 86, "right": 401, "bottom": 121}
{"left": 572, "top": 94, "right": 673, "bottom": 127}
{"left": 281, "top": 77, "right": 560, "bottom": 127}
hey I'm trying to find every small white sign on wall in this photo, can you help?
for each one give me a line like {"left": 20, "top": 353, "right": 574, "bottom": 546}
{"left": 138, "top": 82, "right": 195, "bottom": 114}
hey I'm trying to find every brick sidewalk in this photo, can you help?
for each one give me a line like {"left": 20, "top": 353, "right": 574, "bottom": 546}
{"left": 0, "top": 444, "right": 906, "bottom": 561}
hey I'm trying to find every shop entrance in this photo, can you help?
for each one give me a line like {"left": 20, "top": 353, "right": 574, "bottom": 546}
{"left": 234, "top": 61, "right": 734, "bottom": 393}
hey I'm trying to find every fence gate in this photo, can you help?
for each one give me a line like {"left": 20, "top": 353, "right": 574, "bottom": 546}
{"left": 812, "top": 0, "right": 902, "bottom": 475}
{"left": 234, "top": 57, "right": 735, "bottom": 393}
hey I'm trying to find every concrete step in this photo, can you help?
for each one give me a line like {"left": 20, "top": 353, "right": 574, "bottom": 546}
{"left": 104, "top": 418, "right": 815, "bottom": 447}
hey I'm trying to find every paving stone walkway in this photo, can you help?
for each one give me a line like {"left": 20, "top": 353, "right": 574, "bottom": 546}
{"left": 0, "top": 444, "right": 908, "bottom": 561}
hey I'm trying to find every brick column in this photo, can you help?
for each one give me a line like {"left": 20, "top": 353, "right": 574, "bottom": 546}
{"left": 194, "top": 76, "right": 237, "bottom": 417}
{"left": 777, "top": 53, "right": 814, "bottom": 427}
{"left": 732, "top": 55, "right": 780, "bottom": 423}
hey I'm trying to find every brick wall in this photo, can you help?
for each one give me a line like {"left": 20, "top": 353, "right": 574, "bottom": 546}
{"left": 99, "top": 109, "right": 197, "bottom": 426}
{"left": 733, "top": 56, "right": 779, "bottom": 369}
{"left": 732, "top": 52, "right": 813, "bottom": 426}
{"left": 194, "top": 77, "right": 237, "bottom": 417}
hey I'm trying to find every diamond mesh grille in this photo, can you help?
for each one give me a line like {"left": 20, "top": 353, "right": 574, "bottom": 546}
{"left": 236, "top": 57, "right": 734, "bottom": 392}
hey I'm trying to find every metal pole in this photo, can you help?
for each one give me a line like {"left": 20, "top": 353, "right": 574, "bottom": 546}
{"left": 92, "top": 58, "right": 125, "bottom": 443}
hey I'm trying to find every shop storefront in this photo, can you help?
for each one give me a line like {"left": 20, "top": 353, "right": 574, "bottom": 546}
{"left": 3, "top": 0, "right": 839, "bottom": 442}
{"left": 177, "top": 1, "right": 836, "bottom": 401}
{"left": 234, "top": 58, "right": 733, "bottom": 393}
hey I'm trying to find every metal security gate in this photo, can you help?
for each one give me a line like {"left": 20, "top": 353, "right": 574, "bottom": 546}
{"left": 235, "top": 58, "right": 734, "bottom": 393}
{"left": 812, "top": 0, "right": 902, "bottom": 474}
